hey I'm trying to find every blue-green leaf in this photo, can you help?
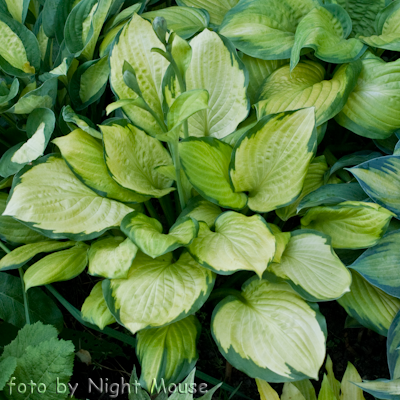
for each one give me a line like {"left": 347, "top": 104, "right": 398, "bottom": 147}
{"left": 137, "top": 315, "right": 201, "bottom": 392}
{"left": 69, "top": 57, "right": 110, "bottom": 110}
{"left": 349, "top": 156, "right": 400, "bottom": 219}
{"left": 359, "top": 0, "right": 400, "bottom": 51}
{"left": 298, "top": 183, "right": 368, "bottom": 212}
{"left": 388, "top": 310, "right": 400, "bottom": 380}
{"left": 338, "top": 270, "right": 400, "bottom": 336}
{"left": 290, "top": 4, "right": 366, "bottom": 70}
{"left": 0, "top": 12, "right": 40, "bottom": 76}
{"left": 219, "top": 0, "right": 319, "bottom": 60}
{"left": 350, "top": 230, "right": 400, "bottom": 298}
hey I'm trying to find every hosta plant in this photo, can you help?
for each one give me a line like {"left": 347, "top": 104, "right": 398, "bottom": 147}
{"left": 0, "top": 0, "right": 399, "bottom": 398}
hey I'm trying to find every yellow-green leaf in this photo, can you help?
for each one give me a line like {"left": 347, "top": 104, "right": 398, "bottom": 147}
{"left": 212, "top": 278, "right": 326, "bottom": 382}
{"left": 256, "top": 379, "right": 280, "bottom": 400}
{"left": 230, "top": 108, "right": 317, "bottom": 213}
{"left": 349, "top": 155, "right": 400, "bottom": 219}
{"left": 179, "top": 137, "right": 247, "bottom": 209}
{"left": 88, "top": 236, "right": 138, "bottom": 279}
{"left": 0, "top": 13, "right": 40, "bottom": 76}
{"left": 121, "top": 212, "right": 198, "bottom": 259}
{"left": 256, "top": 61, "right": 361, "bottom": 127}
{"left": 269, "top": 230, "right": 351, "bottom": 301}
{"left": 276, "top": 156, "right": 329, "bottom": 221}
{"left": 335, "top": 53, "right": 400, "bottom": 140}
{"left": 282, "top": 383, "right": 307, "bottom": 400}
{"left": 359, "top": 1, "right": 400, "bottom": 51}
{"left": 0, "top": 192, "right": 45, "bottom": 245}
{"left": 176, "top": 196, "right": 222, "bottom": 228}
{"left": 142, "top": 6, "right": 209, "bottom": 39}
{"left": 109, "top": 14, "right": 169, "bottom": 136}
{"left": 167, "top": 89, "right": 209, "bottom": 130}
{"left": 340, "top": 362, "right": 365, "bottom": 400}
{"left": 101, "top": 124, "right": 174, "bottom": 198}
{"left": 53, "top": 129, "right": 148, "bottom": 204}
{"left": 189, "top": 212, "right": 275, "bottom": 277}
{"left": 177, "top": 0, "right": 239, "bottom": 25}
{"left": 318, "top": 374, "right": 337, "bottom": 400}
{"left": 0, "top": 240, "right": 75, "bottom": 272}
{"left": 185, "top": 29, "right": 249, "bottom": 139}
{"left": 4, "top": 155, "right": 132, "bottom": 241}
{"left": 24, "top": 243, "right": 89, "bottom": 290}
{"left": 137, "top": 315, "right": 200, "bottom": 392}
{"left": 103, "top": 251, "right": 215, "bottom": 334}
{"left": 300, "top": 201, "right": 394, "bottom": 249}
{"left": 325, "top": 355, "right": 340, "bottom": 400}
{"left": 2, "top": 0, "right": 29, "bottom": 23}
{"left": 81, "top": 281, "right": 116, "bottom": 330}
{"left": 269, "top": 224, "right": 291, "bottom": 264}
{"left": 219, "top": 0, "right": 319, "bottom": 60}
{"left": 241, "top": 55, "right": 287, "bottom": 105}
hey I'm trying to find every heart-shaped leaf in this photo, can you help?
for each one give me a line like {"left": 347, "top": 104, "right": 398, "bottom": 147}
{"left": 103, "top": 251, "right": 215, "bottom": 334}
{"left": 4, "top": 155, "right": 132, "bottom": 241}
{"left": 188, "top": 212, "right": 276, "bottom": 277}
{"left": 121, "top": 212, "right": 198, "bottom": 259}
{"left": 185, "top": 29, "right": 249, "bottom": 139}
{"left": 256, "top": 61, "right": 361, "bottom": 126}
{"left": 212, "top": 277, "right": 326, "bottom": 382}
{"left": 219, "top": 0, "right": 319, "bottom": 60}
{"left": 53, "top": 128, "right": 148, "bottom": 204}
{"left": 230, "top": 108, "right": 317, "bottom": 213}
{"left": 101, "top": 123, "right": 174, "bottom": 198}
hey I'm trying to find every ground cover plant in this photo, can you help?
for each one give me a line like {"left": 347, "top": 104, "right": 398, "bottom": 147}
{"left": 1, "top": 0, "right": 400, "bottom": 398}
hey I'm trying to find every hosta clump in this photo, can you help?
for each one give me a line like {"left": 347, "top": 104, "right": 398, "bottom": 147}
{"left": 0, "top": 0, "right": 400, "bottom": 398}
